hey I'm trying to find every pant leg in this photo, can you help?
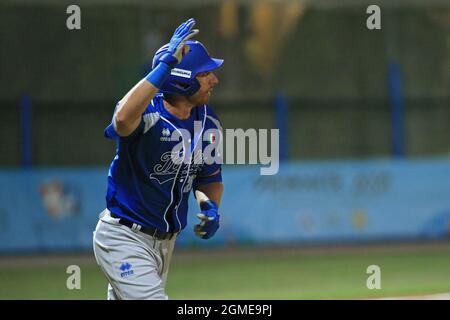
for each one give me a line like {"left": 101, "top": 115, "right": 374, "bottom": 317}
{"left": 159, "top": 236, "right": 177, "bottom": 290}
{"left": 107, "top": 283, "right": 119, "bottom": 300}
{"left": 93, "top": 214, "right": 167, "bottom": 300}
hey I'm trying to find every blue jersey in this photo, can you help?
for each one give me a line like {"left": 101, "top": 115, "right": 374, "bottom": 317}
{"left": 104, "top": 94, "right": 222, "bottom": 233}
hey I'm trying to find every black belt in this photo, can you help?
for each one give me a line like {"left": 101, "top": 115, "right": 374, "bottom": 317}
{"left": 110, "top": 212, "right": 176, "bottom": 240}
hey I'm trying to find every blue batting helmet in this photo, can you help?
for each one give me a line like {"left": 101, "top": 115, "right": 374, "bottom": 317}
{"left": 152, "top": 40, "right": 224, "bottom": 96}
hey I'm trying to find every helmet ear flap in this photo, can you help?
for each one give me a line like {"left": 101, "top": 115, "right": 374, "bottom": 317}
{"left": 185, "top": 79, "right": 200, "bottom": 96}
{"left": 161, "top": 78, "right": 200, "bottom": 96}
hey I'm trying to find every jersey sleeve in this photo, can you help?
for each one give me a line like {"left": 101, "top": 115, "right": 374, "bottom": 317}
{"left": 104, "top": 99, "right": 159, "bottom": 141}
{"left": 104, "top": 119, "right": 145, "bottom": 140}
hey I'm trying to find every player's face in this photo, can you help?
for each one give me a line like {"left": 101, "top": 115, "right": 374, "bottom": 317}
{"left": 188, "top": 71, "right": 219, "bottom": 105}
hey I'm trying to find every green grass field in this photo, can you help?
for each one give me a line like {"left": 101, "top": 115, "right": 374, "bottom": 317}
{"left": 1, "top": 243, "right": 450, "bottom": 299}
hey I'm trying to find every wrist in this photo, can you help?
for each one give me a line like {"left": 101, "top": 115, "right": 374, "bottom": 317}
{"left": 145, "top": 62, "right": 171, "bottom": 89}
{"left": 200, "top": 199, "right": 218, "bottom": 211}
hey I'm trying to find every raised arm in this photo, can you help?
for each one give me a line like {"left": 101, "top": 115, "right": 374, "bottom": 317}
{"left": 113, "top": 18, "right": 199, "bottom": 136}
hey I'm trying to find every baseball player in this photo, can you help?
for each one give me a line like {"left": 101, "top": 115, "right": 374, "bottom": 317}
{"left": 93, "top": 18, "right": 224, "bottom": 300}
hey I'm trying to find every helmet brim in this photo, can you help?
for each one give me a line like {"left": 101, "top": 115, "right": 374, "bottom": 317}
{"left": 196, "top": 58, "right": 224, "bottom": 74}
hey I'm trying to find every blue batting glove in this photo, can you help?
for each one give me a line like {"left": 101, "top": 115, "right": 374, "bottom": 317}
{"left": 158, "top": 18, "right": 199, "bottom": 68}
{"left": 146, "top": 18, "right": 199, "bottom": 88}
{"left": 194, "top": 200, "right": 220, "bottom": 240}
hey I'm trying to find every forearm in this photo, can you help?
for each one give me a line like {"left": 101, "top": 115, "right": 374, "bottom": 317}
{"left": 114, "top": 80, "right": 159, "bottom": 136}
{"left": 195, "top": 182, "right": 224, "bottom": 207}
{"left": 114, "top": 62, "right": 172, "bottom": 136}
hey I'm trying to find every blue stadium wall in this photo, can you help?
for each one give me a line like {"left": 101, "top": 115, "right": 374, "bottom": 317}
{"left": 1, "top": 157, "right": 449, "bottom": 252}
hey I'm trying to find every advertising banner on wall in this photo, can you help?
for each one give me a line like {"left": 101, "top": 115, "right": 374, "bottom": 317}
{"left": 0, "top": 158, "right": 449, "bottom": 252}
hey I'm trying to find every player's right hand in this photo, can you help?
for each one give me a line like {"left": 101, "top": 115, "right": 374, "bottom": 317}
{"left": 157, "top": 18, "right": 199, "bottom": 68}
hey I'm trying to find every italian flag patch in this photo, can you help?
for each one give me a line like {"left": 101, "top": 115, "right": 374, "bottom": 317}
{"left": 207, "top": 133, "right": 215, "bottom": 144}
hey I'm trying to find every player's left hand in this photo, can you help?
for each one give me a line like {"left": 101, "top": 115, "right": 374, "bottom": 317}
{"left": 194, "top": 200, "right": 220, "bottom": 240}
{"left": 158, "top": 18, "right": 199, "bottom": 68}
